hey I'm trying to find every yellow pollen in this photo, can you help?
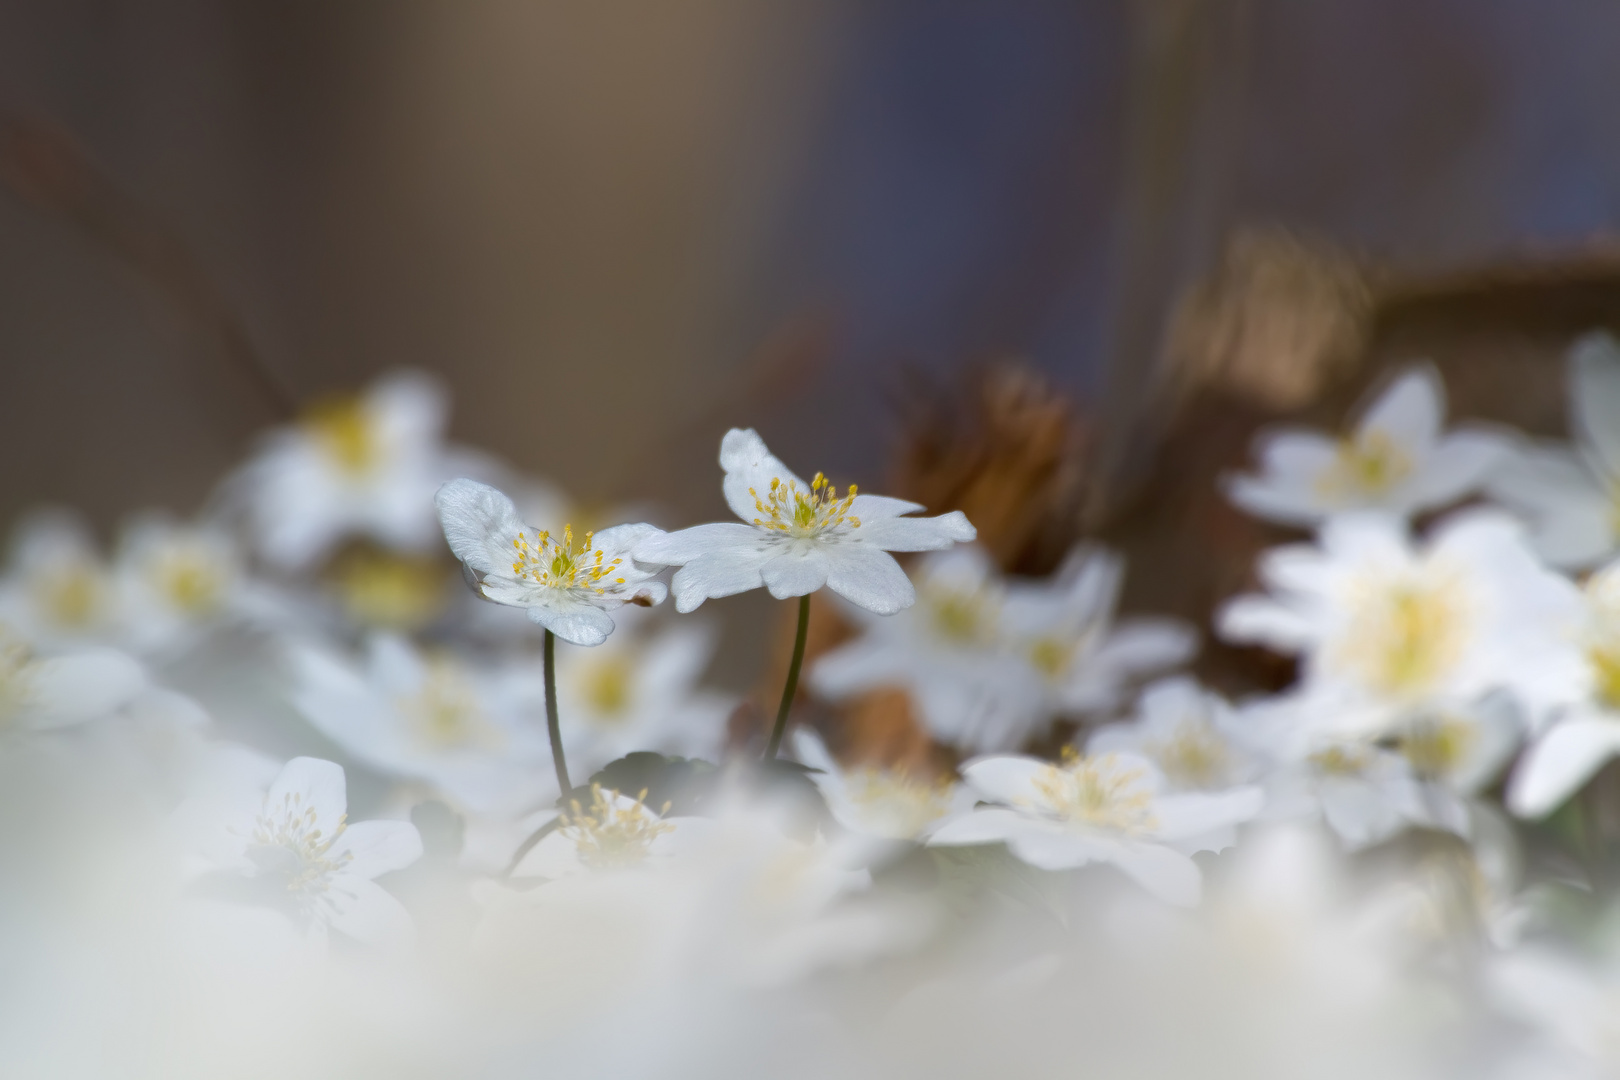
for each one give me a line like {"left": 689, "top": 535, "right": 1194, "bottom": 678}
{"left": 1309, "top": 744, "right": 1371, "bottom": 777}
{"left": 304, "top": 396, "right": 378, "bottom": 475}
{"left": 251, "top": 791, "right": 352, "bottom": 897}
{"left": 508, "top": 523, "right": 624, "bottom": 596}
{"left": 1592, "top": 645, "right": 1620, "bottom": 711}
{"left": 845, "top": 769, "right": 956, "bottom": 837}
{"left": 1316, "top": 430, "right": 1413, "bottom": 501}
{"left": 332, "top": 549, "right": 447, "bottom": 630}
{"left": 559, "top": 785, "right": 674, "bottom": 870}
{"left": 1145, "top": 723, "right": 1231, "bottom": 789}
{"left": 1029, "top": 753, "right": 1159, "bottom": 835}
{"left": 749, "top": 472, "right": 861, "bottom": 536}
{"left": 31, "top": 563, "right": 106, "bottom": 630}
{"left": 1028, "top": 635, "right": 1075, "bottom": 679}
{"left": 1399, "top": 716, "right": 1476, "bottom": 779}
{"left": 1336, "top": 575, "right": 1466, "bottom": 698}
{"left": 581, "top": 654, "right": 634, "bottom": 717}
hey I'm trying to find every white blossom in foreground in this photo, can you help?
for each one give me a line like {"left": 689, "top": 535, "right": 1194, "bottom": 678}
{"left": 1087, "top": 677, "right": 1267, "bottom": 793}
{"left": 1510, "top": 558, "right": 1620, "bottom": 817}
{"left": 436, "top": 478, "right": 666, "bottom": 646}
{"left": 207, "top": 756, "right": 422, "bottom": 947}
{"left": 230, "top": 371, "right": 476, "bottom": 570}
{"left": 512, "top": 785, "right": 701, "bottom": 879}
{"left": 794, "top": 729, "right": 973, "bottom": 842}
{"left": 929, "top": 751, "right": 1263, "bottom": 905}
{"left": 288, "top": 633, "right": 556, "bottom": 817}
{"left": 633, "top": 428, "right": 975, "bottom": 614}
{"left": 1218, "top": 511, "right": 1583, "bottom": 738}
{"left": 1488, "top": 332, "right": 1620, "bottom": 569}
{"left": 1225, "top": 363, "right": 1509, "bottom": 526}
{"left": 0, "top": 510, "right": 119, "bottom": 647}
{"left": 0, "top": 624, "right": 147, "bottom": 733}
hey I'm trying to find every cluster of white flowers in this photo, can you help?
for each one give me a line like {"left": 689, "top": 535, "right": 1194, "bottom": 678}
{"left": 15, "top": 348, "right": 1620, "bottom": 1078}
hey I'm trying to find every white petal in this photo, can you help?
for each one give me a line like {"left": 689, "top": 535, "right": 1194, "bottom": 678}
{"left": 590, "top": 521, "right": 664, "bottom": 557}
{"left": 961, "top": 755, "right": 1047, "bottom": 804}
{"left": 847, "top": 494, "right": 926, "bottom": 520}
{"left": 1108, "top": 843, "right": 1201, "bottom": 906}
{"left": 823, "top": 546, "right": 915, "bottom": 615}
{"left": 634, "top": 523, "right": 761, "bottom": 567}
{"left": 528, "top": 601, "right": 616, "bottom": 647}
{"left": 22, "top": 649, "right": 146, "bottom": 729}
{"left": 719, "top": 428, "right": 807, "bottom": 523}
{"left": 1508, "top": 715, "right": 1620, "bottom": 818}
{"left": 1570, "top": 332, "right": 1620, "bottom": 478}
{"left": 1358, "top": 364, "right": 1444, "bottom": 451}
{"left": 1402, "top": 429, "right": 1512, "bottom": 509}
{"left": 267, "top": 757, "right": 348, "bottom": 831}
{"left": 369, "top": 369, "right": 448, "bottom": 446}
{"left": 1153, "top": 786, "right": 1264, "bottom": 844}
{"left": 1003, "top": 823, "right": 1103, "bottom": 870}
{"left": 760, "top": 546, "right": 831, "bottom": 599}
{"left": 670, "top": 547, "right": 771, "bottom": 611}
{"left": 927, "top": 807, "right": 1038, "bottom": 847}
{"left": 332, "top": 820, "right": 424, "bottom": 879}
{"left": 1215, "top": 595, "right": 1312, "bottom": 651}
{"left": 435, "top": 478, "right": 526, "bottom": 575}
{"left": 1224, "top": 475, "right": 1329, "bottom": 527}
{"left": 324, "top": 875, "right": 415, "bottom": 946}
{"left": 856, "top": 511, "right": 976, "bottom": 552}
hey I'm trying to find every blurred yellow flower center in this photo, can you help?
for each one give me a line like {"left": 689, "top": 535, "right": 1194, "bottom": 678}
{"left": 402, "top": 664, "right": 494, "bottom": 749}
{"left": 1400, "top": 716, "right": 1475, "bottom": 779}
{"left": 252, "top": 790, "right": 351, "bottom": 895}
{"left": 1032, "top": 753, "right": 1158, "bottom": 834}
{"left": 846, "top": 769, "right": 956, "bottom": 837}
{"left": 749, "top": 473, "right": 861, "bottom": 536}
{"left": 510, "top": 524, "right": 625, "bottom": 595}
{"left": 560, "top": 785, "right": 673, "bottom": 871}
{"left": 922, "top": 584, "right": 995, "bottom": 645}
{"left": 581, "top": 654, "right": 634, "bottom": 718}
{"left": 1319, "top": 431, "right": 1413, "bottom": 500}
{"left": 334, "top": 551, "right": 446, "bottom": 630}
{"left": 1309, "top": 744, "right": 1371, "bottom": 777}
{"left": 148, "top": 549, "right": 226, "bottom": 615}
{"left": 1028, "top": 635, "right": 1075, "bottom": 679}
{"left": 1337, "top": 576, "right": 1466, "bottom": 698}
{"left": 1147, "top": 722, "right": 1231, "bottom": 789}
{"left": 31, "top": 562, "right": 107, "bottom": 630}
{"left": 305, "top": 397, "right": 378, "bottom": 475}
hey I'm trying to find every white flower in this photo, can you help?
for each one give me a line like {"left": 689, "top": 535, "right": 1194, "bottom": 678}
{"left": 0, "top": 624, "right": 147, "bottom": 733}
{"left": 1218, "top": 511, "right": 1583, "bottom": 737}
{"left": 0, "top": 510, "right": 118, "bottom": 647}
{"left": 1510, "top": 558, "right": 1620, "bottom": 817}
{"left": 1087, "top": 677, "right": 1267, "bottom": 793}
{"left": 793, "top": 729, "right": 974, "bottom": 842}
{"left": 633, "top": 428, "right": 975, "bottom": 614}
{"left": 209, "top": 756, "right": 422, "bottom": 946}
{"left": 552, "top": 620, "right": 732, "bottom": 774}
{"left": 811, "top": 544, "right": 1193, "bottom": 753}
{"left": 231, "top": 370, "right": 477, "bottom": 570}
{"left": 1225, "top": 363, "right": 1509, "bottom": 526}
{"left": 288, "top": 633, "right": 556, "bottom": 816}
{"left": 928, "top": 751, "right": 1263, "bottom": 905}
{"left": 1488, "top": 332, "right": 1620, "bottom": 569}
{"left": 435, "top": 478, "right": 666, "bottom": 646}
{"left": 512, "top": 785, "right": 699, "bottom": 879}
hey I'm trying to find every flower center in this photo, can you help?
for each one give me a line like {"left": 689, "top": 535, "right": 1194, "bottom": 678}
{"left": 332, "top": 550, "right": 447, "bottom": 630}
{"left": 1398, "top": 715, "right": 1475, "bottom": 780}
{"left": 1592, "top": 644, "right": 1620, "bottom": 710}
{"left": 1145, "top": 721, "right": 1231, "bottom": 789}
{"left": 400, "top": 663, "right": 496, "bottom": 749}
{"left": 510, "top": 524, "right": 626, "bottom": 594}
{"left": 1318, "top": 431, "right": 1413, "bottom": 501}
{"left": 148, "top": 548, "right": 226, "bottom": 615}
{"left": 581, "top": 654, "right": 634, "bottom": 718}
{"left": 845, "top": 769, "right": 956, "bottom": 837}
{"left": 1028, "top": 635, "right": 1076, "bottom": 680}
{"left": 1308, "top": 743, "right": 1371, "bottom": 777}
{"left": 922, "top": 584, "right": 996, "bottom": 646}
{"left": 559, "top": 785, "right": 673, "bottom": 871}
{"left": 1030, "top": 752, "right": 1159, "bottom": 835}
{"left": 749, "top": 473, "right": 861, "bottom": 537}
{"left": 1335, "top": 574, "right": 1467, "bottom": 698}
{"left": 305, "top": 397, "right": 378, "bottom": 475}
{"left": 30, "top": 561, "right": 108, "bottom": 631}
{"left": 250, "top": 790, "right": 351, "bottom": 899}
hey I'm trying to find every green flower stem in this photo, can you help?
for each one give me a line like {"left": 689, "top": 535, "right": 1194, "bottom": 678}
{"left": 764, "top": 594, "right": 812, "bottom": 761}
{"left": 543, "top": 629, "right": 573, "bottom": 800}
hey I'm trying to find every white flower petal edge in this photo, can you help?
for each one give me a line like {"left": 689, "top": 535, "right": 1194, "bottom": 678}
{"left": 435, "top": 478, "right": 667, "bottom": 646}
{"left": 634, "top": 428, "right": 975, "bottom": 614}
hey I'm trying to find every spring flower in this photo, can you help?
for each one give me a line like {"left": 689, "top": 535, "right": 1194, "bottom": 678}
{"left": 209, "top": 756, "right": 422, "bottom": 946}
{"left": 1087, "top": 677, "right": 1267, "bottom": 793}
{"left": 512, "top": 785, "right": 698, "bottom": 879}
{"left": 230, "top": 371, "right": 479, "bottom": 570}
{"left": 1218, "top": 511, "right": 1583, "bottom": 737}
{"left": 632, "top": 428, "right": 975, "bottom": 614}
{"left": 0, "top": 624, "right": 147, "bottom": 733}
{"left": 435, "top": 478, "right": 666, "bottom": 646}
{"left": 1487, "top": 332, "right": 1620, "bottom": 569}
{"left": 0, "top": 510, "right": 118, "bottom": 647}
{"left": 1225, "top": 363, "right": 1509, "bottom": 526}
{"left": 929, "top": 751, "right": 1263, "bottom": 905}
{"left": 793, "top": 729, "right": 974, "bottom": 842}
{"left": 288, "top": 634, "right": 557, "bottom": 816}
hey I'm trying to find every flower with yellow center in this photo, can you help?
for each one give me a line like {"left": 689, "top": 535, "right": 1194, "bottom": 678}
{"left": 633, "top": 428, "right": 975, "bottom": 615}
{"left": 513, "top": 785, "right": 689, "bottom": 879}
{"left": 1090, "top": 677, "right": 1263, "bottom": 793}
{"left": 437, "top": 478, "right": 667, "bottom": 647}
{"left": 1226, "top": 364, "right": 1509, "bottom": 527}
{"left": 930, "top": 750, "right": 1262, "bottom": 905}
{"left": 0, "top": 622, "right": 144, "bottom": 733}
{"left": 794, "top": 729, "right": 971, "bottom": 841}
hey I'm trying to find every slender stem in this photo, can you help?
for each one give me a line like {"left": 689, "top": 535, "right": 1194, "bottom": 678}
{"left": 764, "top": 594, "right": 812, "bottom": 760}
{"left": 543, "top": 629, "right": 572, "bottom": 800}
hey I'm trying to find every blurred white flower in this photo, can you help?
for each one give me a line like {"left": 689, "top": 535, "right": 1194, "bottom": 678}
{"left": 1219, "top": 511, "right": 1583, "bottom": 738}
{"left": 1088, "top": 677, "right": 1267, "bottom": 793}
{"left": 207, "top": 756, "right": 422, "bottom": 947}
{"left": 512, "top": 785, "right": 699, "bottom": 879}
{"left": 552, "top": 620, "right": 732, "bottom": 773}
{"left": 1490, "top": 947, "right": 1620, "bottom": 1079}
{"left": 929, "top": 751, "right": 1263, "bottom": 905}
{"left": 231, "top": 371, "right": 474, "bottom": 570}
{"left": 1488, "top": 332, "right": 1620, "bottom": 569}
{"left": 436, "top": 478, "right": 666, "bottom": 647}
{"left": 633, "top": 427, "right": 975, "bottom": 614}
{"left": 793, "top": 729, "right": 973, "bottom": 842}
{"left": 0, "top": 625, "right": 147, "bottom": 733}
{"left": 289, "top": 633, "right": 555, "bottom": 817}
{"left": 1510, "top": 558, "right": 1620, "bottom": 817}
{"left": 0, "top": 509, "right": 119, "bottom": 647}
{"left": 1225, "top": 363, "right": 1509, "bottom": 526}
